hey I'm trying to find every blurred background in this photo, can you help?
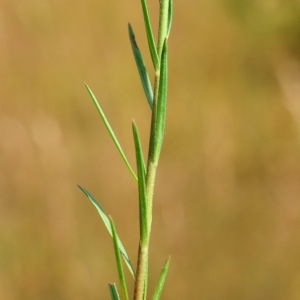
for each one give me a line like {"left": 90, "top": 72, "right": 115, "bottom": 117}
{"left": 1, "top": 0, "right": 300, "bottom": 299}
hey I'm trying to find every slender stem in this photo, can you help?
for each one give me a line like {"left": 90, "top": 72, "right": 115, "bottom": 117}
{"left": 134, "top": 69, "right": 161, "bottom": 300}
{"left": 133, "top": 244, "right": 148, "bottom": 299}
{"left": 145, "top": 160, "right": 158, "bottom": 230}
{"left": 134, "top": 1, "right": 171, "bottom": 299}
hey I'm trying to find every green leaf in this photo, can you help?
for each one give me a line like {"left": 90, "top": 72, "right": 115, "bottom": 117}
{"left": 78, "top": 185, "right": 135, "bottom": 278}
{"left": 152, "top": 257, "right": 171, "bottom": 300}
{"left": 110, "top": 217, "right": 129, "bottom": 300}
{"left": 85, "top": 84, "right": 138, "bottom": 182}
{"left": 153, "top": 39, "right": 168, "bottom": 163}
{"left": 140, "top": 0, "right": 159, "bottom": 71}
{"left": 157, "top": 0, "right": 169, "bottom": 58}
{"left": 132, "top": 121, "right": 147, "bottom": 242}
{"left": 167, "top": 0, "right": 173, "bottom": 38}
{"left": 128, "top": 23, "right": 153, "bottom": 109}
{"left": 108, "top": 283, "right": 121, "bottom": 300}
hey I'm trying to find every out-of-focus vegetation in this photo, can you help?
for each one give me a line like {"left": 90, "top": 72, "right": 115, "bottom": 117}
{"left": 1, "top": 1, "right": 300, "bottom": 299}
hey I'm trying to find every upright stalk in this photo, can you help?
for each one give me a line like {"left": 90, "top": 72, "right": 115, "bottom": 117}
{"left": 80, "top": 0, "right": 172, "bottom": 299}
{"left": 134, "top": 1, "right": 171, "bottom": 298}
{"left": 133, "top": 68, "right": 160, "bottom": 300}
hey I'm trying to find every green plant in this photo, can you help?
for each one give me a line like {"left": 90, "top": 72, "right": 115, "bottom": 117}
{"left": 78, "top": 0, "right": 172, "bottom": 299}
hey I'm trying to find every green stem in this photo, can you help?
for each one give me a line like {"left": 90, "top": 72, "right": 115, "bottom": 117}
{"left": 133, "top": 243, "right": 148, "bottom": 299}
{"left": 134, "top": 1, "right": 171, "bottom": 299}
{"left": 133, "top": 69, "right": 161, "bottom": 300}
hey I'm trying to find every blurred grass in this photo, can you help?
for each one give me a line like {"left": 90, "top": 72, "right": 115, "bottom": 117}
{"left": 1, "top": 0, "right": 300, "bottom": 299}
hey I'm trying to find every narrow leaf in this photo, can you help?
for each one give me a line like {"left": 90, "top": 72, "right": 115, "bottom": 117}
{"left": 157, "top": 0, "right": 169, "bottom": 58}
{"left": 110, "top": 217, "right": 129, "bottom": 300}
{"left": 108, "top": 283, "right": 121, "bottom": 300}
{"left": 152, "top": 257, "right": 171, "bottom": 300}
{"left": 85, "top": 84, "right": 138, "bottom": 182}
{"left": 153, "top": 39, "right": 168, "bottom": 163}
{"left": 167, "top": 0, "right": 173, "bottom": 38}
{"left": 128, "top": 23, "right": 153, "bottom": 109}
{"left": 140, "top": 0, "right": 159, "bottom": 70}
{"left": 132, "top": 121, "right": 147, "bottom": 242}
{"left": 78, "top": 185, "right": 135, "bottom": 278}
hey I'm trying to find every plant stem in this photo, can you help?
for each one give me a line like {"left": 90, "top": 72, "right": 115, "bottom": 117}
{"left": 133, "top": 69, "right": 161, "bottom": 300}
{"left": 133, "top": 243, "right": 148, "bottom": 299}
{"left": 133, "top": 164, "right": 158, "bottom": 299}
{"left": 134, "top": 1, "right": 171, "bottom": 298}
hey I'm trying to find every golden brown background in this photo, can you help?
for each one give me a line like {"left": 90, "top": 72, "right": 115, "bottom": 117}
{"left": 1, "top": 0, "right": 300, "bottom": 299}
